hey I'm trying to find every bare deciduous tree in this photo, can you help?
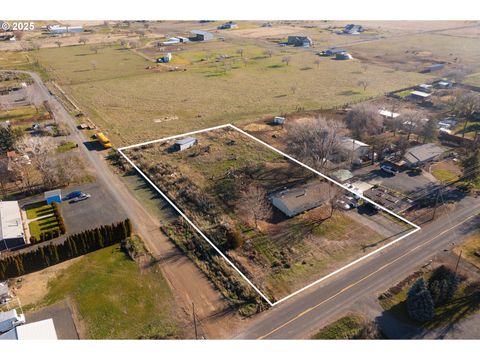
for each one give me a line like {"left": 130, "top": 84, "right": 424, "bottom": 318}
{"left": 54, "top": 41, "right": 62, "bottom": 48}
{"left": 282, "top": 56, "right": 291, "bottom": 66}
{"left": 400, "top": 110, "right": 425, "bottom": 140}
{"left": 449, "top": 90, "right": 480, "bottom": 137}
{"left": 290, "top": 84, "right": 298, "bottom": 95}
{"left": 129, "top": 41, "right": 139, "bottom": 49}
{"left": 90, "top": 45, "right": 99, "bottom": 54}
{"left": 236, "top": 48, "right": 244, "bottom": 58}
{"left": 314, "top": 59, "right": 320, "bottom": 68}
{"left": 91, "top": 60, "right": 97, "bottom": 70}
{"left": 78, "top": 37, "right": 89, "bottom": 45}
{"left": 264, "top": 49, "right": 273, "bottom": 58}
{"left": 345, "top": 103, "right": 382, "bottom": 139}
{"left": 286, "top": 117, "right": 344, "bottom": 170}
{"left": 236, "top": 185, "right": 272, "bottom": 229}
{"left": 357, "top": 79, "right": 369, "bottom": 92}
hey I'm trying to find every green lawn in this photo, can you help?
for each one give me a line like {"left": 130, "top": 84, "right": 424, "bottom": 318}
{"left": 28, "top": 215, "right": 60, "bottom": 239}
{"left": 39, "top": 245, "right": 180, "bottom": 339}
{"left": 25, "top": 201, "right": 54, "bottom": 220}
{"left": 431, "top": 168, "right": 460, "bottom": 183}
{"left": 312, "top": 314, "right": 365, "bottom": 339}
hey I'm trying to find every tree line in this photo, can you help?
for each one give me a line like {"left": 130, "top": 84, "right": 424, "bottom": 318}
{"left": 0, "top": 219, "right": 132, "bottom": 281}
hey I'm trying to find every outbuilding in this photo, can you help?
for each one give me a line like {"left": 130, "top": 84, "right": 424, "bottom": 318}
{"left": 410, "top": 90, "right": 431, "bottom": 102}
{"left": 287, "top": 36, "right": 313, "bottom": 48}
{"left": 0, "top": 201, "right": 25, "bottom": 251}
{"left": 272, "top": 116, "right": 286, "bottom": 125}
{"left": 335, "top": 51, "right": 353, "bottom": 60}
{"left": 0, "top": 309, "right": 25, "bottom": 334}
{"left": 44, "top": 189, "right": 62, "bottom": 205}
{"left": 174, "top": 137, "right": 197, "bottom": 151}
{"left": 190, "top": 30, "right": 214, "bottom": 41}
{"left": 0, "top": 282, "right": 9, "bottom": 303}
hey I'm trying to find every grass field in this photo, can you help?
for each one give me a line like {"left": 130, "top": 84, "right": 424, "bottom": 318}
{"left": 25, "top": 201, "right": 54, "bottom": 219}
{"left": 28, "top": 215, "right": 60, "bottom": 238}
{"left": 311, "top": 314, "right": 364, "bottom": 339}
{"left": 39, "top": 244, "right": 180, "bottom": 339}
{"left": 32, "top": 41, "right": 430, "bottom": 146}
{"left": 455, "top": 232, "right": 480, "bottom": 268}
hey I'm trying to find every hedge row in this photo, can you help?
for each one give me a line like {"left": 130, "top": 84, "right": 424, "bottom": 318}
{"left": 0, "top": 219, "right": 132, "bottom": 281}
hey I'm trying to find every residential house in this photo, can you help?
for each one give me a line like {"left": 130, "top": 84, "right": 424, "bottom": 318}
{"left": 190, "top": 30, "right": 214, "bottom": 41}
{"left": 270, "top": 181, "right": 333, "bottom": 217}
{"left": 174, "top": 137, "right": 197, "bottom": 152}
{"left": 217, "top": 21, "right": 238, "bottom": 30}
{"left": 333, "top": 137, "right": 371, "bottom": 162}
{"left": 0, "top": 201, "right": 25, "bottom": 251}
{"left": 0, "top": 318, "right": 57, "bottom": 340}
{"left": 343, "top": 24, "right": 364, "bottom": 34}
{"left": 403, "top": 143, "right": 445, "bottom": 167}
{"left": 335, "top": 51, "right": 353, "bottom": 60}
{"left": 378, "top": 109, "right": 400, "bottom": 119}
{"left": 287, "top": 36, "right": 313, "bottom": 48}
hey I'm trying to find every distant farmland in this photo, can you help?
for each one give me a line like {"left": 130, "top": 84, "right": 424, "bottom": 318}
{"left": 35, "top": 42, "right": 430, "bottom": 146}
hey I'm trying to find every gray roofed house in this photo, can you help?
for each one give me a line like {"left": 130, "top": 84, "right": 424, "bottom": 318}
{"left": 270, "top": 181, "right": 333, "bottom": 217}
{"left": 343, "top": 24, "right": 364, "bottom": 34}
{"left": 404, "top": 143, "right": 445, "bottom": 167}
{"left": 287, "top": 36, "right": 313, "bottom": 47}
{"left": 174, "top": 137, "right": 197, "bottom": 151}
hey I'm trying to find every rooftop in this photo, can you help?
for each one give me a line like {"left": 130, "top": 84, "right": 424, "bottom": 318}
{"left": 44, "top": 189, "right": 62, "bottom": 198}
{"left": 191, "top": 30, "right": 213, "bottom": 36}
{"left": 175, "top": 137, "right": 197, "bottom": 145}
{"left": 378, "top": 109, "right": 400, "bottom": 118}
{"left": 404, "top": 143, "right": 445, "bottom": 164}
{"left": 0, "top": 201, "right": 24, "bottom": 241}
{"left": 0, "top": 318, "right": 57, "bottom": 340}
{"left": 339, "top": 137, "right": 369, "bottom": 151}
{"left": 270, "top": 181, "right": 333, "bottom": 216}
{"left": 411, "top": 90, "right": 431, "bottom": 98}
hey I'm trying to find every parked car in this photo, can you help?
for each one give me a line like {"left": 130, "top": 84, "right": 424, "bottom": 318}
{"left": 380, "top": 163, "right": 399, "bottom": 175}
{"left": 64, "top": 191, "right": 83, "bottom": 200}
{"left": 71, "top": 193, "right": 91, "bottom": 203}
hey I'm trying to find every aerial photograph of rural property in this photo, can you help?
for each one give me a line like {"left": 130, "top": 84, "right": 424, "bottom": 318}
{"left": 1, "top": 5, "right": 480, "bottom": 353}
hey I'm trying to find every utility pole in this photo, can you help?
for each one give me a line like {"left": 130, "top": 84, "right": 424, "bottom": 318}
{"left": 454, "top": 250, "right": 462, "bottom": 274}
{"left": 431, "top": 188, "right": 442, "bottom": 220}
{"left": 192, "top": 302, "right": 198, "bottom": 340}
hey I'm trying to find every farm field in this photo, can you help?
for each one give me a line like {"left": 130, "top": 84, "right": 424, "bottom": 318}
{"left": 33, "top": 41, "right": 430, "bottom": 146}
{"left": 123, "top": 126, "right": 413, "bottom": 302}
{"left": 31, "top": 244, "right": 181, "bottom": 339}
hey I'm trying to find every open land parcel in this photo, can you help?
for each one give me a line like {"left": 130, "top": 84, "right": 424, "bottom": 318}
{"left": 121, "top": 125, "right": 416, "bottom": 304}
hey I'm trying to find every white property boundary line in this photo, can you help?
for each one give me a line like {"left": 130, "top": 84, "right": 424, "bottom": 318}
{"left": 118, "top": 124, "right": 421, "bottom": 307}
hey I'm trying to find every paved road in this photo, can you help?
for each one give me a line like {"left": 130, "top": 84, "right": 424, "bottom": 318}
{"left": 235, "top": 196, "right": 480, "bottom": 339}
{"left": 2, "top": 70, "right": 227, "bottom": 338}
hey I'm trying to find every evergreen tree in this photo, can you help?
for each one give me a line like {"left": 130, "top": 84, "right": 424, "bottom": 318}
{"left": 461, "top": 150, "right": 480, "bottom": 183}
{"left": 428, "top": 265, "right": 459, "bottom": 305}
{"left": 406, "top": 278, "right": 435, "bottom": 322}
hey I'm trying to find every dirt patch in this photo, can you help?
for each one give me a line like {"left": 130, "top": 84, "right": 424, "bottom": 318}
{"left": 12, "top": 257, "right": 82, "bottom": 307}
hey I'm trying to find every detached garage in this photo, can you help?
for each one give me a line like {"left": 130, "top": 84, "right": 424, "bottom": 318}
{"left": 44, "top": 189, "right": 62, "bottom": 205}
